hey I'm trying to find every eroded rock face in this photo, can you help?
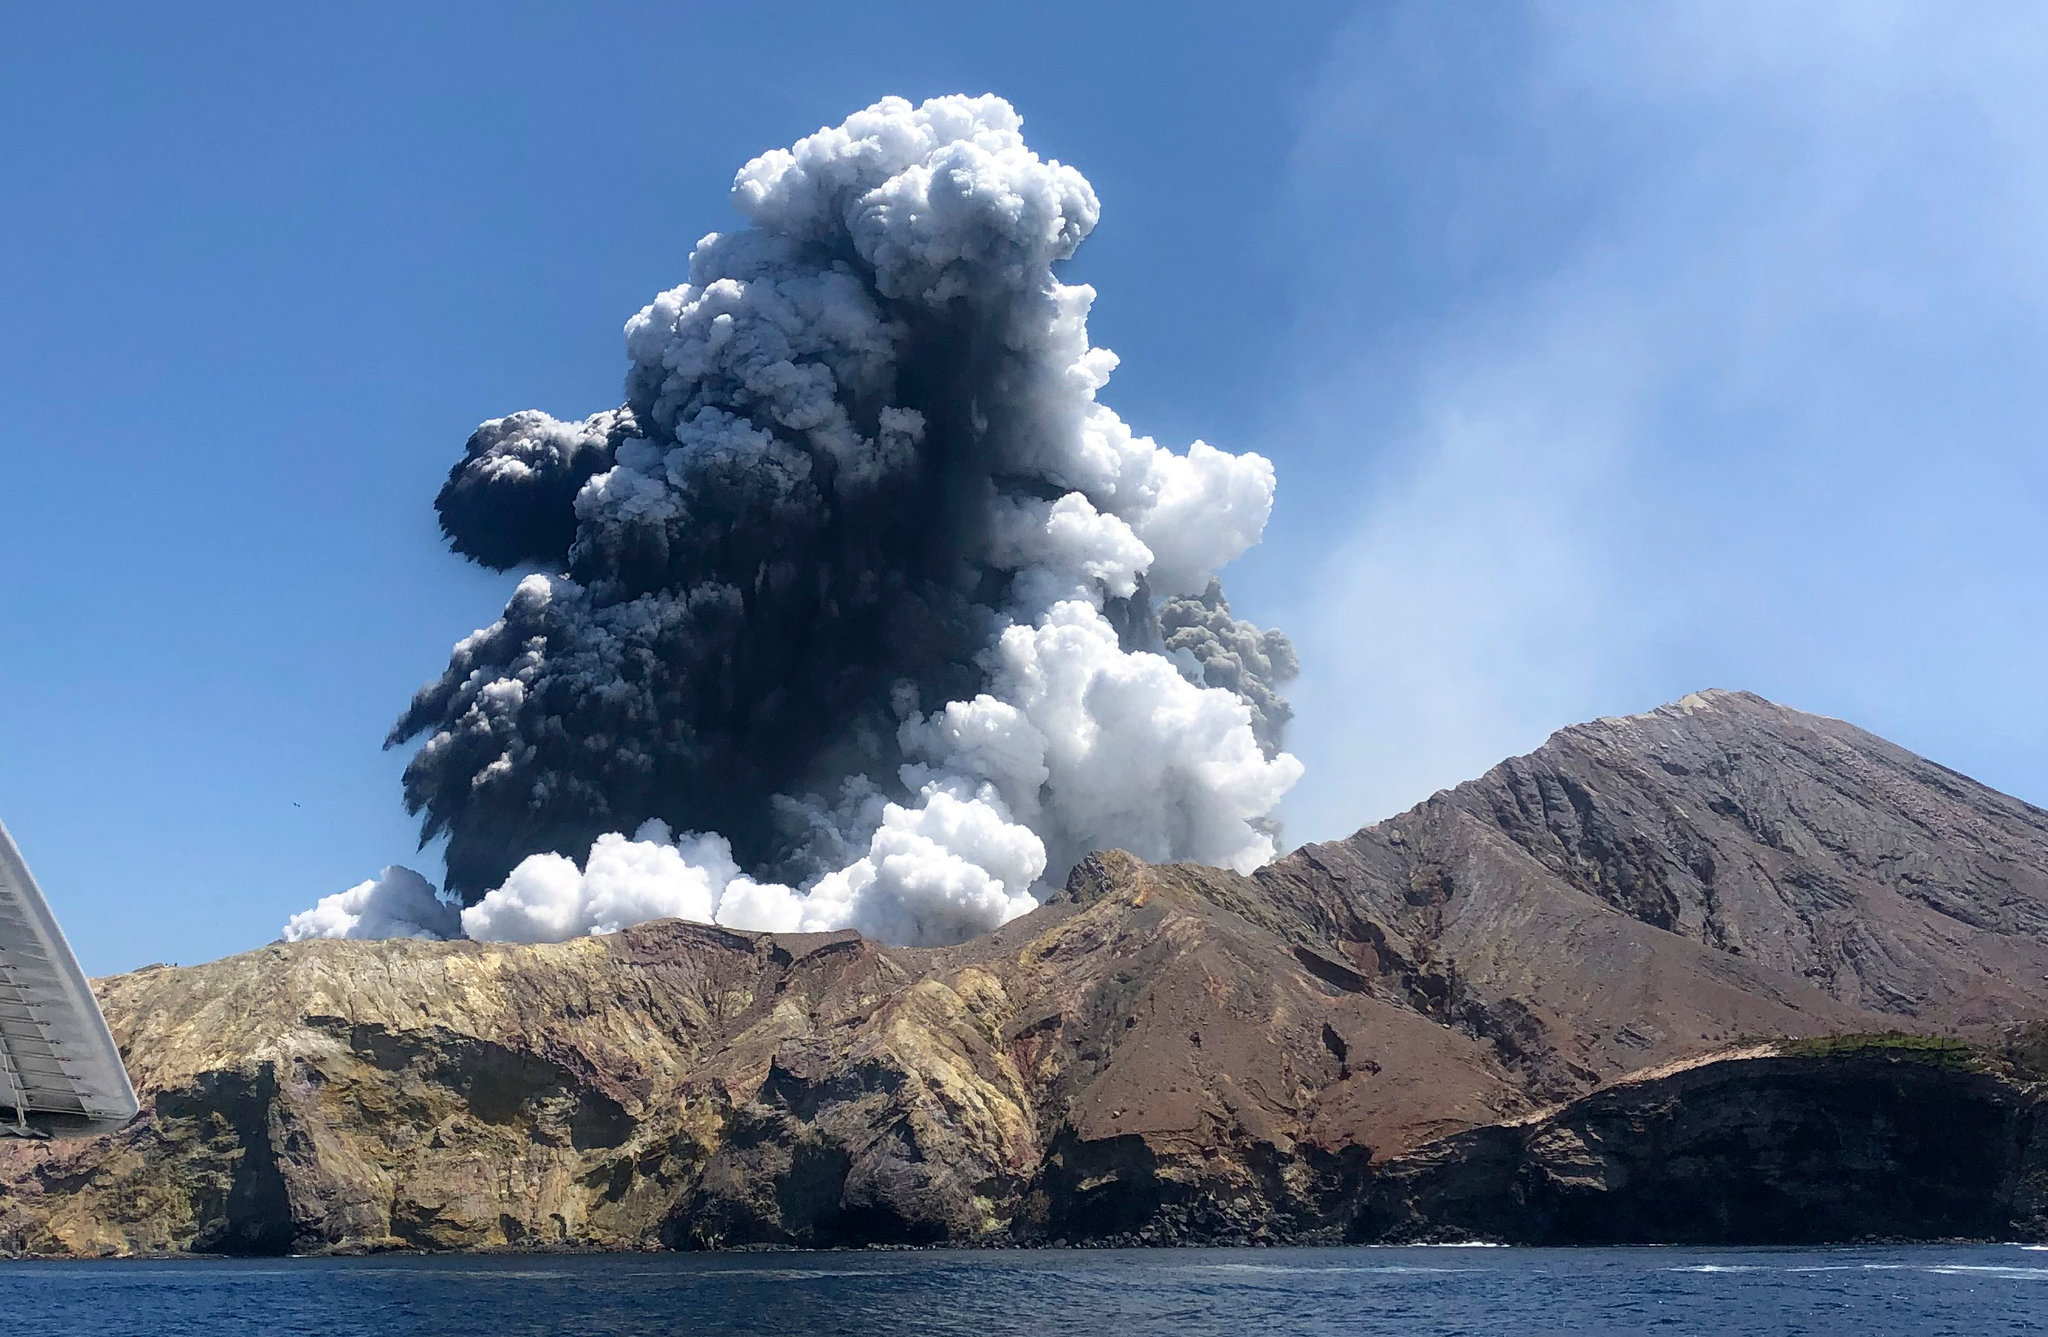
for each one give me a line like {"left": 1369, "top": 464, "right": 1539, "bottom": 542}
{"left": 1364, "top": 1041, "right": 2048, "bottom": 1244}
{"left": 3, "top": 690, "right": 2045, "bottom": 1254}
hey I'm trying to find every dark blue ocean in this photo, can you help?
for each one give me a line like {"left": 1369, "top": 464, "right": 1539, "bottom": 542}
{"left": 3, "top": 1245, "right": 2042, "bottom": 1336}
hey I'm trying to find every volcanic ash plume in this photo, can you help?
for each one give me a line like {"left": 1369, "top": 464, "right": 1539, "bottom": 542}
{"left": 286, "top": 94, "right": 1300, "bottom": 948}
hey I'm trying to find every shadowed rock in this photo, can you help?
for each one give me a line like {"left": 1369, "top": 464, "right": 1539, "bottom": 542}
{"left": 1363, "top": 1036, "right": 2048, "bottom": 1244}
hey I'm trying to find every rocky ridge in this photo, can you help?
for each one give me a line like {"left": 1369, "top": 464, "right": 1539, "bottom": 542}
{"left": 2, "top": 689, "right": 2045, "bottom": 1254}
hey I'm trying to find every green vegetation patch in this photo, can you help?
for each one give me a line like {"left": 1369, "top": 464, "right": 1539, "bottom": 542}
{"left": 1998, "top": 1022, "right": 2048, "bottom": 1081}
{"left": 1778, "top": 1032, "right": 1983, "bottom": 1071}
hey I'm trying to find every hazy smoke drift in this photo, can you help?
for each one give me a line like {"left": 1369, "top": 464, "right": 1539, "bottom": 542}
{"left": 327, "top": 95, "right": 1298, "bottom": 947}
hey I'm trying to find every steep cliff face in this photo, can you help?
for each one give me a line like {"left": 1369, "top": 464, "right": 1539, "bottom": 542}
{"left": 2, "top": 690, "right": 2045, "bottom": 1255}
{"left": 1365, "top": 1038, "right": 2048, "bottom": 1244}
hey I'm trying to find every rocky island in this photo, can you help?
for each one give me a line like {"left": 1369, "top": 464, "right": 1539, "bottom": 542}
{"left": 5, "top": 690, "right": 2046, "bottom": 1254}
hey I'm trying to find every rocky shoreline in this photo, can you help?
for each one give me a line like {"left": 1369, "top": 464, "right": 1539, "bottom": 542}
{"left": 4, "top": 1032, "right": 2042, "bottom": 1258}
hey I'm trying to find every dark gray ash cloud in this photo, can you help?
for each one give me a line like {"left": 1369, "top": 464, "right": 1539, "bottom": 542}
{"left": 304, "top": 95, "right": 1302, "bottom": 947}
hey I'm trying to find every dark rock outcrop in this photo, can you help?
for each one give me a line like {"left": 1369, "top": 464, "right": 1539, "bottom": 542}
{"left": 2, "top": 690, "right": 2044, "bottom": 1254}
{"left": 1364, "top": 1036, "right": 2048, "bottom": 1244}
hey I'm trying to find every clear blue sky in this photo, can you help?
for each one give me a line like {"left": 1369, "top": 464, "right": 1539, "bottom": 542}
{"left": 5, "top": 3, "right": 2044, "bottom": 975}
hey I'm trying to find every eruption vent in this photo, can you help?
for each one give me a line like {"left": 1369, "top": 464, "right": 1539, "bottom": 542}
{"left": 295, "top": 94, "right": 1299, "bottom": 947}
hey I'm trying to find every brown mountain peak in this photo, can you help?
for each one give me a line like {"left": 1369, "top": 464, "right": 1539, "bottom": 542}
{"left": 1274, "top": 688, "right": 2048, "bottom": 1082}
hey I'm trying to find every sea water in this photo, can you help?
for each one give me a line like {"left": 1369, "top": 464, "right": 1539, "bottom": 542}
{"left": 3, "top": 1244, "right": 2042, "bottom": 1335}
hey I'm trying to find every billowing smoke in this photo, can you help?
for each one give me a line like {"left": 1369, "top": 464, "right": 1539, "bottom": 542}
{"left": 1161, "top": 579, "right": 1299, "bottom": 758}
{"left": 287, "top": 94, "right": 1299, "bottom": 948}
{"left": 281, "top": 867, "right": 460, "bottom": 942}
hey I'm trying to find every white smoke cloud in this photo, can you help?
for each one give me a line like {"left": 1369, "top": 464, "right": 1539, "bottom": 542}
{"left": 281, "top": 866, "right": 460, "bottom": 942}
{"left": 899, "top": 601, "right": 1302, "bottom": 879}
{"left": 716, "top": 784, "right": 1046, "bottom": 944}
{"left": 450, "top": 790, "right": 1043, "bottom": 946}
{"left": 286, "top": 94, "right": 1299, "bottom": 949}
{"left": 456, "top": 820, "right": 756, "bottom": 943}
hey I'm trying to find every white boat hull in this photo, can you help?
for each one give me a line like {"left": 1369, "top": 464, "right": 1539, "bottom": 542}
{"left": 0, "top": 820, "right": 140, "bottom": 1136}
